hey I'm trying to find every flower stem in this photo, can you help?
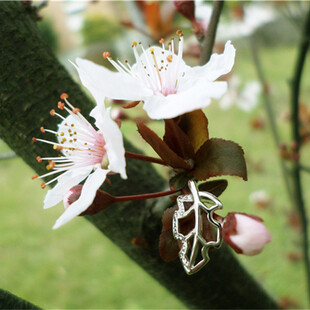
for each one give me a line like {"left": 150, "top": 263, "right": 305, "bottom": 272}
{"left": 125, "top": 151, "right": 167, "bottom": 166}
{"left": 114, "top": 189, "right": 179, "bottom": 203}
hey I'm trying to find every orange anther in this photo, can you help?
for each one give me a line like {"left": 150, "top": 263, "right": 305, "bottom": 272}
{"left": 159, "top": 38, "right": 164, "bottom": 44}
{"left": 49, "top": 161, "right": 55, "bottom": 169}
{"left": 40, "top": 126, "right": 45, "bottom": 133}
{"left": 50, "top": 109, "right": 55, "bottom": 116}
{"left": 32, "top": 137, "right": 37, "bottom": 142}
{"left": 72, "top": 107, "right": 81, "bottom": 114}
{"left": 32, "top": 174, "right": 38, "bottom": 180}
{"left": 103, "top": 51, "right": 110, "bottom": 59}
{"left": 167, "top": 55, "right": 173, "bottom": 63}
{"left": 58, "top": 101, "right": 64, "bottom": 110}
{"left": 132, "top": 41, "right": 137, "bottom": 47}
{"left": 176, "top": 29, "right": 182, "bottom": 36}
{"left": 41, "top": 182, "right": 46, "bottom": 189}
{"left": 60, "top": 93, "right": 69, "bottom": 100}
{"left": 36, "top": 156, "right": 42, "bottom": 163}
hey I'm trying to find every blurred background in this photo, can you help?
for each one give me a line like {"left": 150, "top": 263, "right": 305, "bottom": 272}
{"left": 1, "top": 1, "right": 310, "bottom": 308}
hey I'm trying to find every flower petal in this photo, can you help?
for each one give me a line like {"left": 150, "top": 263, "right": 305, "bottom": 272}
{"left": 43, "top": 166, "right": 93, "bottom": 209}
{"left": 74, "top": 58, "right": 153, "bottom": 102}
{"left": 186, "top": 41, "right": 236, "bottom": 82}
{"left": 52, "top": 167, "right": 109, "bottom": 229}
{"left": 143, "top": 81, "right": 227, "bottom": 119}
{"left": 94, "top": 107, "right": 127, "bottom": 179}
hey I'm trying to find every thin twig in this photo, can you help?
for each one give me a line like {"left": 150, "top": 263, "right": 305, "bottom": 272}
{"left": 249, "top": 37, "right": 293, "bottom": 202}
{"left": 114, "top": 188, "right": 179, "bottom": 202}
{"left": 199, "top": 0, "right": 224, "bottom": 65}
{"left": 299, "top": 164, "right": 310, "bottom": 174}
{"left": 290, "top": 5, "right": 310, "bottom": 303}
{"left": 125, "top": 151, "right": 167, "bottom": 166}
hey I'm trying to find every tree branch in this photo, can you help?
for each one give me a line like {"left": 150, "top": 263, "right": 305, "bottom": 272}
{"left": 250, "top": 37, "right": 293, "bottom": 202}
{"left": 0, "top": 289, "right": 40, "bottom": 309}
{"left": 290, "top": 5, "right": 310, "bottom": 303}
{"left": 199, "top": 0, "right": 224, "bottom": 65}
{"left": 0, "top": 2, "right": 278, "bottom": 309}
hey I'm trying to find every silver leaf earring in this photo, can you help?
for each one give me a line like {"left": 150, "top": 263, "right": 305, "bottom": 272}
{"left": 172, "top": 180, "right": 223, "bottom": 275}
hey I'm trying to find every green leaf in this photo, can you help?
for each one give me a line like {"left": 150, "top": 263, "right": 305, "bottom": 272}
{"left": 192, "top": 138, "right": 247, "bottom": 181}
{"left": 179, "top": 110, "right": 209, "bottom": 153}
{"left": 198, "top": 179, "right": 228, "bottom": 197}
{"left": 136, "top": 121, "right": 191, "bottom": 170}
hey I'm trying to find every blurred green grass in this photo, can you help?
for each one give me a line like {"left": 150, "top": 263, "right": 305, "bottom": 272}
{"left": 0, "top": 43, "right": 309, "bottom": 308}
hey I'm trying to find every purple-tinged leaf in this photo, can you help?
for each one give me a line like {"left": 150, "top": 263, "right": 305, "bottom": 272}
{"left": 164, "top": 119, "right": 195, "bottom": 159}
{"left": 137, "top": 121, "right": 191, "bottom": 170}
{"left": 179, "top": 110, "right": 209, "bottom": 153}
{"left": 160, "top": 205, "right": 180, "bottom": 262}
{"left": 198, "top": 179, "right": 228, "bottom": 197}
{"left": 192, "top": 138, "right": 247, "bottom": 181}
{"left": 159, "top": 229, "right": 180, "bottom": 262}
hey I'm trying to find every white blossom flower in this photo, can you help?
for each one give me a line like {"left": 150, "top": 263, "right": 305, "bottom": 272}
{"left": 219, "top": 76, "right": 261, "bottom": 112}
{"left": 33, "top": 96, "right": 126, "bottom": 229}
{"left": 73, "top": 32, "right": 235, "bottom": 120}
{"left": 249, "top": 190, "right": 272, "bottom": 208}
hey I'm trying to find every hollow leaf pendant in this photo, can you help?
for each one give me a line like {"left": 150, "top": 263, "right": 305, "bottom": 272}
{"left": 172, "top": 180, "right": 223, "bottom": 275}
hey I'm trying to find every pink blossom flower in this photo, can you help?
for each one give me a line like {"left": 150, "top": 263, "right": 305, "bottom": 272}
{"left": 222, "top": 212, "right": 272, "bottom": 256}
{"left": 33, "top": 97, "right": 126, "bottom": 229}
{"left": 73, "top": 33, "right": 235, "bottom": 120}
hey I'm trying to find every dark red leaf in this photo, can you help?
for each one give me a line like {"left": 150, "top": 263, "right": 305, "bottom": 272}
{"left": 159, "top": 229, "right": 180, "bottom": 262}
{"left": 179, "top": 110, "right": 209, "bottom": 153}
{"left": 198, "top": 179, "right": 228, "bottom": 197}
{"left": 136, "top": 121, "right": 191, "bottom": 170}
{"left": 159, "top": 205, "right": 180, "bottom": 262}
{"left": 192, "top": 138, "right": 247, "bottom": 181}
{"left": 162, "top": 205, "right": 178, "bottom": 230}
{"left": 164, "top": 119, "right": 195, "bottom": 159}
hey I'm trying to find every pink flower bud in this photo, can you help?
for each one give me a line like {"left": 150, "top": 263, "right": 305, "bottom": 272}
{"left": 222, "top": 212, "right": 272, "bottom": 256}
{"left": 63, "top": 185, "right": 83, "bottom": 209}
{"left": 111, "top": 108, "right": 128, "bottom": 120}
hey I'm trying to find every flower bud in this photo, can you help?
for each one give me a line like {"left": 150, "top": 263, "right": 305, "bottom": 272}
{"left": 174, "top": 0, "right": 195, "bottom": 22}
{"left": 63, "top": 185, "right": 83, "bottom": 209}
{"left": 222, "top": 212, "right": 271, "bottom": 256}
{"left": 111, "top": 108, "right": 128, "bottom": 120}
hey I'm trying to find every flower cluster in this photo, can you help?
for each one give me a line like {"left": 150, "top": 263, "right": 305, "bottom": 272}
{"left": 33, "top": 31, "right": 270, "bottom": 260}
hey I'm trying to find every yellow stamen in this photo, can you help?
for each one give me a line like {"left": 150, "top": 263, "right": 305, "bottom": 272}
{"left": 150, "top": 48, "right": 162, "bottom": 88}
